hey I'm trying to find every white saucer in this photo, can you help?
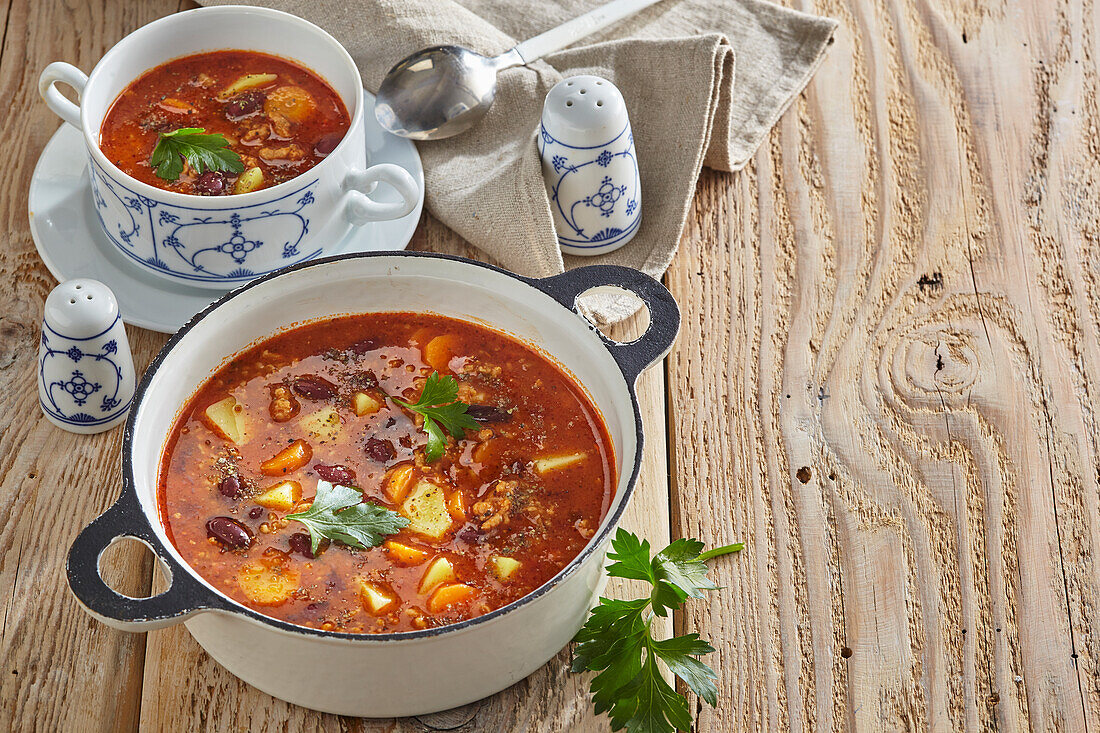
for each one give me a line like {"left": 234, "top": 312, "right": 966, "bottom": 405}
{"left": 29, "top": 92, "right": 424, "bottom": 334}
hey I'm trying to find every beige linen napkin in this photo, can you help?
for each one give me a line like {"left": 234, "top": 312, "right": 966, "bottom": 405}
{"left": 201, "top": 0, "right": 837, "bottom": 321}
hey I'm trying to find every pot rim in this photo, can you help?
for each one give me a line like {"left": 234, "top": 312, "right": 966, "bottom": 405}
{"left": 81, "top": 4, "right": 365, "bottom": 204}
{"left": 117, "top": 251, "right": 661, "bottom": 642}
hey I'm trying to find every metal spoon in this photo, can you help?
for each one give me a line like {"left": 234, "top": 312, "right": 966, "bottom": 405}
{"left": 375, "top": 0, "right": 661, "bottom": 141}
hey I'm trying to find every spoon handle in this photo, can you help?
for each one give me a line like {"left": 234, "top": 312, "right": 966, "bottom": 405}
{"left": 511, "top": 0, "right": 663, "bottom": 65}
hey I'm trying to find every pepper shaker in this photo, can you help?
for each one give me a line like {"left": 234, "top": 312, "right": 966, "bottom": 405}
{"left": 38, "top": 279, "right": 135, "bottom": 434}
{"left": 538, "top": 75, "right": 641, "bottom": 256}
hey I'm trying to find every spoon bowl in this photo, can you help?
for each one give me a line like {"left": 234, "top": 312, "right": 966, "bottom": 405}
{"left": 373, "top": 0, "right": 661, "bottom": 140}
{"left": 375, "top": 45, "right": 519, "bottom": 141}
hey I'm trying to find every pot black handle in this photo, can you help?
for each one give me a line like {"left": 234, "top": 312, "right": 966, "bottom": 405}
{"left": 67, "top": 492, "right": 223, "bottom": 630}
{"left": 531, "top": 265, "right": 680, "bottom": 384}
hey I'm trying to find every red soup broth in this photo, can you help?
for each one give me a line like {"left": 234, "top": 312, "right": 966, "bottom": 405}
{"left": 100, "top": 50, "right": 350, "bottom": 195}
{"left": 158, "top": 313, "right": 616, "bottom": 633}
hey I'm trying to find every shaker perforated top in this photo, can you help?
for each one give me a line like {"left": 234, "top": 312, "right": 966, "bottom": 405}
{"left": 541, "top": 75, "right": 629, "bottom": 146}
{"left": 44, "top": 279, "right": 120, "bottom": 338}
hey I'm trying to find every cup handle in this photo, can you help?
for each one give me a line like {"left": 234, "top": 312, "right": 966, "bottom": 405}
{"left": 343, "top": 164, "right": 419, "bottom": 225}
{"left": 67, "top": 492, "right": 226, "bottom": 630}
{"left": 39, "top": 62, "right": 88, "bottom": 129}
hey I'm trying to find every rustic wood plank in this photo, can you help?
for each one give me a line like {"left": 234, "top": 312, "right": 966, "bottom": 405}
{"left": 0, "top": 1, "right": 178, "bottom": 731}
{"left": 8, "top": 0, "right": 1100, "bottom": 730}
{"left": 666, "top": 0, "right": 1100, "bottom": 730}
{"left": 136, "top": 214, "right": 672, "bottom": 731}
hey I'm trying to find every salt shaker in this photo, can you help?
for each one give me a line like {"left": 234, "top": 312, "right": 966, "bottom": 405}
{"left": 38, "top": 279, "right": 135, "bottom": 434}
{"left": 538, "top": 75, "right": 641, "bottom": 256}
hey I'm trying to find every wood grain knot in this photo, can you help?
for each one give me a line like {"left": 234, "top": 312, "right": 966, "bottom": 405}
{"left": 902, "top": 328, "right": 979, "bottom": 397}
{"left": 0, "top": 319, "right": 28, "bottom": 371}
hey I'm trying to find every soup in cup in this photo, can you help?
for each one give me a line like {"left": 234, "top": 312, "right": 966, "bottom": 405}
{"left": 39, "top": 6, "right": 419, "bottom": 290}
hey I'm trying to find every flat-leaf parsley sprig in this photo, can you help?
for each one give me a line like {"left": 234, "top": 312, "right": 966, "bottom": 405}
{"left": 150, "top": 127, "right": 244, "bottom": 181}
{"left": 392, "top": 371, "right": 479, "bottom": 462}
{"left": 572, "top": 529, "right": 743, "bottom": 733}
{"left": 286, "top": 480, "right": 408, "bottom": 554}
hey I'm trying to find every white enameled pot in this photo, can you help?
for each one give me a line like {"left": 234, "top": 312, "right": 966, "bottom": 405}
{"left": 67, "top": 252, "right": 679, "bottom": 717}
{"left": 38, "top": 6, "right": 419, "bottom": 290}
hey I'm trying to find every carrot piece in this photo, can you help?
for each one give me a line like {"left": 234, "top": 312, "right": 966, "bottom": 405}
{"left": 427, "top": 583, "right": 476, "bottom": 613}
{"left": 260, "top": 439, "right": 313, "bottom": 476}
{"left": 382, "top": 463, "right": 415, "bottom": 503}
{"left": 384, "top": 540, "right": 430, "bottom": 566}
{"left": 423, "top": 335, "right": 456, "bottom": 373}
{"left": 157, "top": 97, "right": 198, "bottom": 114}
{"left": 446, "top": 490, "right": 467, "bottom": 523}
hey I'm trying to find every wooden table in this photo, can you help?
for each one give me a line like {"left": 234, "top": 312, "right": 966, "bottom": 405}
{"left": 2, "top": 0, "right": 1098, "bottom": 730}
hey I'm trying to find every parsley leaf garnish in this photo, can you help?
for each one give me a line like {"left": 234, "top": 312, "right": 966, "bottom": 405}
{"left": 572, "top": 529, "right": 744, "bottom": 732}
{"left": 149, "top": 127, "right": 244, "bottom": 182}
{"left": 392, "top": 371, "right": 479, "bottom": 462}
{"left": 285, "top": 480, "right": 408, "bottom": 554}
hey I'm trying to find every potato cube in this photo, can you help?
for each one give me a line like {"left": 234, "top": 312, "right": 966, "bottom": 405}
{"left": 301, "top": 406, "right": 341, "bottom": 443}
{"left": 357, "top": 579, "right": 399, "bottom": 615}
{"left": 382, "top": 464, "right": 415, "bottom": 503}
{"left": 352, "top": 391, "right": 383, "bottom": 416}
{"left": 418, "top": 556, "right": 455, "bottom": 594}
{"left": 384, "top": 540, "right": 430, "bottom": 566}
{"left": 231, "top": 167, "right": 264, "bottom": 195}
{"left": 427, "top": 583, "right": 475, "bottom": 613}
{"left": 217, "top": 73, "right": 277, "bottom": 101}
{"left": 260, "top": 439, "right": 312, "bottom": 476}
{"left": 533, "top": 452, "right": 586, "bottom": 474}
{"left": 401, "top": 480, "right": 454, "bottom": 539}
{"left": 203, "top": 396, "right": 244, "bottom": 444}
{"left": 254, "top": 480, "right": 302, "bottom": 512}
{"left": 236, "top": 562, "right": 299, "bottom": 606}
{"left": 489, "top": 555, "right": 521, "bottom": 581}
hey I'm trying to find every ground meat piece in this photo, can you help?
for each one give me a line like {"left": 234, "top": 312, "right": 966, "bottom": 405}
{"left": 269, "top": 384, "right": 300, "bottom": 422}
{"left": 259, "top": 144, "right": 306, "bottom": 162}
{"left": 472, "top": 480, "right": 520, "bottom": 530}
{"left": 238, "top": 119, "right": 271, "bottom": 144}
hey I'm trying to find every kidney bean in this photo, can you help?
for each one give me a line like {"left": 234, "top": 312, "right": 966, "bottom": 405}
{"left": 248, "top": 506, "right": 264, "bottom": 519}
{"left": 465, "top": 404, "right": 514, "bottom": 423}
{"left": 365, "top": 436, "right": 396, "bottom": 462}
{"left": 458, "top": 526, "right": 483, "bottom": 544}
{"left": 314, "top": 463, "right": 356, "bottom": 485}
{"left": 293, "top": 375, "right": 337, "bottom": 400}
{"left": 206, "top": 516, "right": 253, "bottom": 549}
{"left": 288, "top": 532, "right": 316, "bottom": 558}
{"left": 193, "top": 171, "right": 227, "bottom": 196}
{"left": 224, "top": 90, "right": 265, "bottom": 118}
{"left": 218, "top": 473, "right": 241, "bottom": 498}
{"left": 314, "top": 132, "right": 343, "bottom": 156}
